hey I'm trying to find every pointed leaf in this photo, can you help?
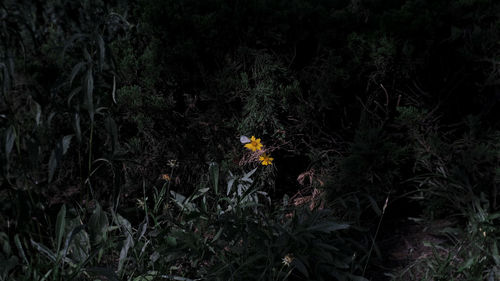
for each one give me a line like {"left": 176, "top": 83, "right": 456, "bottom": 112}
{"left": 48, "top": 150, "right": 57, "bottom": 183}
{"left": 14, "top": 235, "right": 28, "bottom": 264}
{"left": 69, "top": 62, "right": 85, "bottom": 86}
{"left": 85, "top": 67, "right": 94, "bottom": 121}
{"left": 30, "top": 240, "right": 57, "bottom": 262}
{"left": 111, "top": 75, "right": 117, "bottom": 104}
{"left": 306, "top": 222, "right": 349, "bottom": 233}
{"left": 209, "top": 162, "right": 219, "bottom": 194}
{"left": 97, "top": 34, "right": 105, "bottom": 69}
{"left": 62, "top": 135, "right": 73, "bottom": 155}
{"left": 74, "top": 113, "right": 82, "bottom": 142}
{"left": 242, "top": 167, "right": 258, "bottom": 181}
{"left": 5, "top": 125, "right": 16, "bottom": 158}
{"left": 55, "top": 205, "right": 66, "bottom": 253}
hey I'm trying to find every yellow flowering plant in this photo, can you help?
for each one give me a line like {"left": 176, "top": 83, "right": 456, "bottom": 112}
{"left": 259, "top": 153, "right": 273, "bottom": 165}
{"left": 243, "top": 135, "right": 263, "bottom": 151}
{"left": 241, "top": 135, "right": 274, "bottom": 165}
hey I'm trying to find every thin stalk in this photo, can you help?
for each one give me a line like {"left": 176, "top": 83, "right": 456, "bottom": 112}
{"left": 87, "top": 121, "right": 94, "bottom": 175}
{"left": 363, "top": 194, "right": 390, "bottom": 276}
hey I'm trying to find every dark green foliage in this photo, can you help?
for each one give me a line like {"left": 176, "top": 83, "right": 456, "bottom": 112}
{"left": 1, "top": 0, "right": 500, "bottom": 280}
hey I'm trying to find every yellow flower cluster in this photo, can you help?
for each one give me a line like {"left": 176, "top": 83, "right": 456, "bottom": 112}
{"left": 243, "top": 135, "right": 273, "bottom": 166}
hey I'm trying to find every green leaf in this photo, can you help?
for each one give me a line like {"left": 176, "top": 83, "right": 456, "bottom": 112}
{"left": 85, "top": 267, "right": 120, "bottom": 281}
{"left": 458, "top": 257, "right": 475, "bottom": 272}
{"left": 105, "top": 116, "right": 119, "bottom": 154}
{"left": 74, "top": 113, "right": 82, "bottom": 143}
{"left": 306, "top": 222, "right": 349, "bottom": 233}
{"left": 34, "top": 101, "right": 42, "bottom": 126}
{"left": 55, "top": 205, "right": 66, "bottom": 253}
{"left": 97, "top": 34, "right": 105, "bottom": 69}
{"left": 111, "top": 75, "right": 117, "bottom": 104}
{"left": 48, "top": 150, "right": 57, "bottom": 182}
{"left": 68, "top": 226, "right": 90, "bottom": 263}
{"left": 89, "top": 203, "right": 109, "bottom": 245}
{"left": 211, "top": 228, "right": 223, "bottom": 243}
{"left": 62, "top": 224, "right": 87, "bottom": 261}
{"left": 14, "top": 235, "right": 27, "bottom": 264}
{"left": 0, "top": 232, "right": 10, "bottom": 256}
{"left": 69, "top": 62, "right": 85, "bottom": 86}
{"left": 0, "top": 62, "right": 10, "bottom": 94}
{"left": 30, "top": 240, "right": 57, "bottom": 262}
{"left": 114, "top": 213, "right": 133, "bottom": 273}
{"left": 133, "top": 271, "right": 157, "bottom": 281}
{"left": 62, "top": 135, "right": 72, "bottom": 154}
{"left": 85, "top": 67, "right": 94, "bottom": 121}
{"left": 209, "top": 162, "right": 219, "bottom": 195}
{"left": 292, "top": 258, "right": 309, "bottom": 278}
{"left": 166, "top": 236, "right": 177, "bottom": 247}
{"left": 1, "top": 256, "right": 18, "bottom": 279}
{"left": 365, "top": 194, "right": 382, "bottom": 216}
{"left": 242, "top": 167, "right": 257, "bottom": 182}
{"left": 348, "top": 275, "right": 370, "bottom": 281}
{"left": 67, "top": 86, "right": 82, "bottom": 107}
{"left": 39, "top": 269, "right": 53, "bottom": 281}
{"left": 4, "top": 125, "right": 16, "bottom": 159}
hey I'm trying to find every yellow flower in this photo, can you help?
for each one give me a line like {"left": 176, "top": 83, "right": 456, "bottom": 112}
{"left": 161, "top": 174, "right": 171, "bottom": 181}
{"left": 259, "top": 153, "right": 273, "bottom": 165}
{"left": 244, "top": 136, "right": 263, "bottom": 151}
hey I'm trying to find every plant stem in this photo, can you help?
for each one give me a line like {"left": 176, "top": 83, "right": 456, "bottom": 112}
{"left": 363, "top": 194, "right": 390, "bottom": 276}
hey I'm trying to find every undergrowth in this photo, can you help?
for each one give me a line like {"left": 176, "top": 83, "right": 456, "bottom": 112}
{"left": 1, "top": 0, "right": 500, "bottom": 280}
